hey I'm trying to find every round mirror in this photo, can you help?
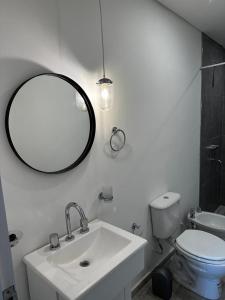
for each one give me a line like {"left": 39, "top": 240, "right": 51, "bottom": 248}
{"left": 5, "top": 73, "right": 96, "bottom": 174}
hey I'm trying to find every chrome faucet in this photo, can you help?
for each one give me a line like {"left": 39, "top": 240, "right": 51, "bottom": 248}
{"left": 65, "top": 202, "right": 89, "bottom": 241}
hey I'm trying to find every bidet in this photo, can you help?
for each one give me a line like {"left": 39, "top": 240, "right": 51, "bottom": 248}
{"left": 188, "top": 210, "right": 225, "bottom": 240}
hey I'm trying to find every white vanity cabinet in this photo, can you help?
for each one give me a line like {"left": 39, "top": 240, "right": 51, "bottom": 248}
{"left": 24, "top": 220, "right": 147, "bottom": 300}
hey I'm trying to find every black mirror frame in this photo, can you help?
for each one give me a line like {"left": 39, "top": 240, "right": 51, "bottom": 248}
{"left": 5, "top": 73, "right": 96, "bottom": 174}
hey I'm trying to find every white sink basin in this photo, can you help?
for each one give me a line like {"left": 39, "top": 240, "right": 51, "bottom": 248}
{"left": 24, "top": 220, "right": 147, "bottom": 300}
{"left": 47, "top": 226, "right": 131, "bottom": 281}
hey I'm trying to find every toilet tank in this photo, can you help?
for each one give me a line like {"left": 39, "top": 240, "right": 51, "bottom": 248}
{"left": 150, "top": 192, "right": 181, "bottom": 239}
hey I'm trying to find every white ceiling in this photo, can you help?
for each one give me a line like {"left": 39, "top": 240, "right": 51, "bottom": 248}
{"left": 157, "top": 0, "right": 225, "bottom": 48}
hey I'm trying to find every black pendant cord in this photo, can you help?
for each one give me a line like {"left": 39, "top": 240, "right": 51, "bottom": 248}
{"left": 99, "top": 0, "right": 106, "bottom": 78}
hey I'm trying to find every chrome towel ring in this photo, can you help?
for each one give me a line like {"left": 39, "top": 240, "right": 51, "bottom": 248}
{"left": 110, "top": 127, "right": 126, "bottom": 152}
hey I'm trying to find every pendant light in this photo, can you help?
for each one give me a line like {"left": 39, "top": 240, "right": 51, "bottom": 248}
{"left": 97, "top": 0, "right": 113, "bottom": 111}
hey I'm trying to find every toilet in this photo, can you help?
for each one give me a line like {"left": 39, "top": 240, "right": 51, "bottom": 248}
{"left": 150, "top": 192, "right": 225, "bottom": 300}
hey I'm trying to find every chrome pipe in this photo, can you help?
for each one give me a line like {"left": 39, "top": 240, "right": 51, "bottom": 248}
{"left": 200, "top": 61, "right": 225, "bottom": 70}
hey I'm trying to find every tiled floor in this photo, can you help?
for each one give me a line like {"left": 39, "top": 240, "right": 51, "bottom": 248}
{"left": 133, "top": 279, "right": 225, "bottom": 300}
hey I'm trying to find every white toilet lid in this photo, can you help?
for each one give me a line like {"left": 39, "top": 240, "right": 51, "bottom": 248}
{"left": 176, "top": 230, "right": 225, "bottom": 261}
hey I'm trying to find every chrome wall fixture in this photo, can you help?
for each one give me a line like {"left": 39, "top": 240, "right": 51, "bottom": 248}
{"left": 8, "top": 230, "right": 23, "bottom": 248}
{"left": 200, "top": 62, "right": 225, "bottom": 87}
{"left": 131, "top": 223, "right": 140, "bottom": 234}
{"left": 110, "top": 127, "right": 126, "bottom": 152}
{"left": 200, "top": 61, "right": 225, "bottom": 70}
{"left": 98, "top": 186, "right": 113, "bottom": 202}
{"left": 206, "top": 144, "right": 223, "bottom": 167}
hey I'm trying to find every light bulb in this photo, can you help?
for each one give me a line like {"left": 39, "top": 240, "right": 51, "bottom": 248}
{"left": 97, "top": 77, "right": 113, "bottom": 111}
{"left": 101, "top": 86, "right": 109, "bottom": 100}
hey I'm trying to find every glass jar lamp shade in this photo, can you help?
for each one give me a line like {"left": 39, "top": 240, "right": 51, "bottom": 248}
{"left": 97, "top": 77, "right": 113, "bottom": 111}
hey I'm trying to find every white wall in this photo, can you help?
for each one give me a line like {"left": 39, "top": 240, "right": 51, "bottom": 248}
{"left": 0, "top": 0, "right": 201, "bottom": 299}
{"left": 0, "top": 177, "right": 15, "bottom": 294}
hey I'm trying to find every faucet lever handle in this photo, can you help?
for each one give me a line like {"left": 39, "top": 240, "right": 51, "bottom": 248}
{"left": 49, "top": 233, "right": 60, "bottom": 250}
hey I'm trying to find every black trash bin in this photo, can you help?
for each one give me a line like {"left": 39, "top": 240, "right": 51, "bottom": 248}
{"left": 152, "top": 268, "right": 173, "bottom": 300}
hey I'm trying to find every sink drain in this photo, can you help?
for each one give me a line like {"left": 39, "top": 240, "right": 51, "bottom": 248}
{"left": 80, "top": 260, "right": 90, "bottom": 267}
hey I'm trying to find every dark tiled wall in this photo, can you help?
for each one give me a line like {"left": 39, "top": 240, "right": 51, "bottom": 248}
{"left": 200, "top": 34, "right": 225, "bottom": 211}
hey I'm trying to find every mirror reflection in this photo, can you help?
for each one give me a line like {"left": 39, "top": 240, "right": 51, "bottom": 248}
{"left": 5, "top": 74, "right": 95, "bottom": 174}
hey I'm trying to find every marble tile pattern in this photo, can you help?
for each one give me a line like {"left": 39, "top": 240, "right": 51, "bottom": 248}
{"left": 200, "top": 34, "right": 225, "bottom": 212}
{"left": 215, "top": 205, "right": 225, "bottom": 215}
{"left": 133, "top": 279, "right": 225, "bottom": 300}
